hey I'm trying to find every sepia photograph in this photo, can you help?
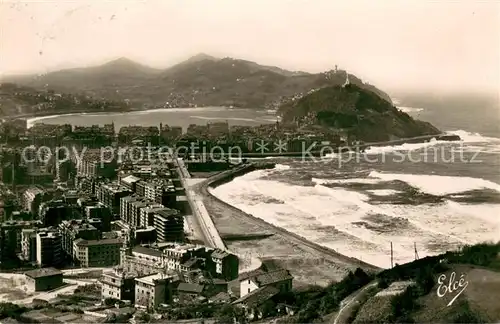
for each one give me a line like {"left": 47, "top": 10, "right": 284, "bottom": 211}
{"left": 0, "top": 0, "right": 499, "bottom": 323}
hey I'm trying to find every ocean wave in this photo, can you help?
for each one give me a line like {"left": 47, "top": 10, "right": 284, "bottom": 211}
{"left": 189, "top": 115, "right": 260, "bottom": 122}
{"left": 367, "top": 189, "right": 401, "bottom": 196}
{"left": 447, "top": 129, "right": 500, "bottom": 143}
{"left": 312, "top": 177, "right": 382, "bottom": 185}
{"left": 397, "top": 106, "right": 424, "bottom": 113}
{"left": 210, "top": 172, "right": 500, "bottom": 268}
{"left": 274, "top": 164, "right": 291, "bottom": 170}
{"left": 364, "top": 130, "right": 500, "bottom": 155}
{"left": 368, "top": 171, "right": 500, "bottom": 195}
{"left": 364, "top": 138, "right": 450, "bottom": 154}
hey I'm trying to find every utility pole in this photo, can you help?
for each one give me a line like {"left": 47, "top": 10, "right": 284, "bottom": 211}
{"left": 390, "top": 242, "right": 393, "bottom": 269}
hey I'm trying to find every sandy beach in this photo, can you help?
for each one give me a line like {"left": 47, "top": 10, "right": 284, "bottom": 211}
{"left": 194, "top": 170, "right": 380, "bottom": 287}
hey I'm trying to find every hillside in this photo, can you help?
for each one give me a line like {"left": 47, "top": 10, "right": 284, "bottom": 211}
{"left": 1, "top": 54, "right": 392, "bottom": 110}
{"left": 278, "top": 83, "right": 440, "bottom": 142}
{"left": 272, "top": 243, "right": 500, "bottom": 324}
{"left": 0, "top": 83, "right": 128, "bottom": 118}
{"left": 351, "top": 243, "right": 500, "bottom": 323}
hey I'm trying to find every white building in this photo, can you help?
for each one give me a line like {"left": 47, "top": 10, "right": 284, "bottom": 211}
{"left": 239, "top": 268, "right": 293, "bottom": 298}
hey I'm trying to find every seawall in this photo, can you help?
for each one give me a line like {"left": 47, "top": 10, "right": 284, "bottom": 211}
{"left": 202, "top": 162, "right": 381, "bottom": 272}
{"left": 208, "top": 162, "right": 275, "bottom": 187}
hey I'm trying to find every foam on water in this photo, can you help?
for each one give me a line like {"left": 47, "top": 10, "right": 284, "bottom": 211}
{"left": 364, "top": 138, "right": 450, "bottom": 154}
{"left": 363, "top": 130, "right": 500, "bottom": 155}
{"left": 274, "top": 164, "right": 291, "bottom": 170}
{"left": 210, "top": 169, "right": 500, "bottom": 269}
{"left": 190, "top": 115, "right": 258, "bottom": 122}
{"left": 397, "top": 106, "right": 424, "bottom": 113}
{"left": 367, "top": 189, "right": 401, "bottom": 196}
{"left": 448, "top": 130, "right": 500, "bottom": 143}
{"left": 312, "top": 178, "right": 381, "bottom": 185}
{"left": 368, "top": 171, "right": 500, "bottom": 195}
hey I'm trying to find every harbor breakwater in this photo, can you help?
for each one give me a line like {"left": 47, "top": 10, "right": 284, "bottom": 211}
{"left": 202, "top": 162, "right": 381, "bottom": 272}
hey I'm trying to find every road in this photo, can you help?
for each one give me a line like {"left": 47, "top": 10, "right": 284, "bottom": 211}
{"left": 175, "top": 158, "right": 226, "bottom": 250}
{"left": 333, "top": 281, "right": 378, "bottom": 324}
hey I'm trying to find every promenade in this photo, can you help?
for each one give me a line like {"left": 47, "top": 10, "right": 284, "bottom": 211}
{"left": 175, "top": 158, "right": 226, "bottom": 250}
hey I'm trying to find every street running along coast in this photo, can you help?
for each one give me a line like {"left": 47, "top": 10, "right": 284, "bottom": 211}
{"left": 194, "top": 162, "right": 381, "bottom": 274}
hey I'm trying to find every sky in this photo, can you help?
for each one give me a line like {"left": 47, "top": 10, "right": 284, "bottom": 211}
{"left": 1, "top": 0, "right": 499, "bottom": 94}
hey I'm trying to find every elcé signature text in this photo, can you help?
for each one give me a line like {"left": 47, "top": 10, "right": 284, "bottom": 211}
{"left": 436, "top": 271, "right": 469, "bottom": 306}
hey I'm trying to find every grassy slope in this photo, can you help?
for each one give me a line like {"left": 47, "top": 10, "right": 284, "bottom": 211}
{"left": 351, "top": 243, "right": 500, "bottom": 323}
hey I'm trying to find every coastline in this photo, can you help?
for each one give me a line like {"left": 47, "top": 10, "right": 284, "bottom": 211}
{"left": 195, "top": 162, "right": 381, "bottom": 283}
{"left": 4, "top": 106, "right": 239, "bottom": 128}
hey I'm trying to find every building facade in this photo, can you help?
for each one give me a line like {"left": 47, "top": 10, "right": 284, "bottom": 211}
{"left": 134, "top": 273, "right": 172, "bottom": 309}
{"left": 73, "top": 238, "right": 122, "bottom": 267}
{"left": 101, "top": 268, "right": 136, "bottom": 302}
{"left": 24, "top": 268, "right": 63, "bottom": 292}
{"left": 36, "top": 229, "right": 63, "bottom": 267}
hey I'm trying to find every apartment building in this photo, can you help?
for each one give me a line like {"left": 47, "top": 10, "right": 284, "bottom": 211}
{"left": 22, "top": 187, "right": 46, "bottom": 217}
{"left": 96, "top": 182, "right": 132, "bottom": 216}
{"left": 210, "top": 249, "right": 240, "bottom": 281}
{"left": 121, "top": 246, "right": 163, "bottom": 275}
{"left": 136, "top": 179, "right": 177, "bottom": 209}
{"left": 153, "top": 208, "right": 184, "bottom": 243}
{"left": 161, "top": 243, "right": 207, "bottom": 271}
{"left": 36, "top": 229, "right": 63, "bottom": 267}
{"left": 0, "top": 220, "right": 42, "bottom": 262}
{"left": 101, "top": 267, "right": 136, "bottom": 302}
{"left": 73, "top": 238, "right": 122, "bottom": 267}
{"left": 85, "top": 203, "right": 112, "bottom": 231}
{"left": 75, "top": 149, "right": 116, "bottom": 179}
{"left": 59, "top": 220, "right": 100, "bottom": 261}
{"left": 139, "top": 204, "right": 164, "bottom": 228}
{"left": 21, "top": 228, "right": 37, "bottom": 262}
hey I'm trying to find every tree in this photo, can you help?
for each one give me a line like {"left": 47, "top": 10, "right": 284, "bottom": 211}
{"left": 261, "top": 300, "right": 277, "bottom": 318}
{"left": 215, "top": 304, "right": 246, "bottom": 324}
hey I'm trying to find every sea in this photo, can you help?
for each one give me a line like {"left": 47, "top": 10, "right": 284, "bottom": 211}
{"left": 28, "top": 97, "right": 500, "bottom": 269}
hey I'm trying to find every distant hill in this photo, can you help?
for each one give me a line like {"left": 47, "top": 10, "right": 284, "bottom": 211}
{"left": 1, "top": 54, "right": 393, "bottom": 109}
{"left": 0, "top": 83, "right": 128, "bottom": 118}
{"left": 278, "top": 83, "right": 440, "bottom": 141}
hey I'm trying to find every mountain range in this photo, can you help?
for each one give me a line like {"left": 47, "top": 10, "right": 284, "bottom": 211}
{"left": 2, "top": 54, "right": 392, "bottom": 109}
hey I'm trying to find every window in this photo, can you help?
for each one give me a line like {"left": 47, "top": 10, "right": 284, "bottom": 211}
{"left": 248, "top": 280, "right": 250, "bottom": 284}
{"left": 248, "top": 288, "right": 250, "bottom": 293}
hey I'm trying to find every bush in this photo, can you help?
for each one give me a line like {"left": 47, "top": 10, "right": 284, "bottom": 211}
{"left": 104, "top": 298, "right": 121, "bottom": 306}
{"left": 215, "top": 304, "right": 246, "bottom": 324}
{"left": 284, "top": 268, "right": 373, "bottom": 323}
{"left": 452, "top": 300, "right": 486, "bottom": 323}
{"left": 0, "top": 303, "right": 27, "bottom": 320}
{"left": 388, "top": 286, "right": 419, "bottom": 323}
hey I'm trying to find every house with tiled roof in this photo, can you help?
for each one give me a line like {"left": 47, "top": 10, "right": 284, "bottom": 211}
{"left": 238, "top": 267, "right": 293, "bottom": 298}
{"left": 232, "top": 285, "right": 282, "bottom": 321}
{"left": 210, "top": 249, "right": 239, "bottom": 281}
